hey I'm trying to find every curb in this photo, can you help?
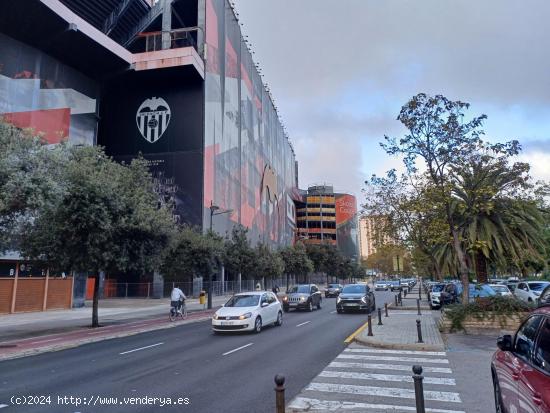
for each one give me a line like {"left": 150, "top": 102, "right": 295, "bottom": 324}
{"left": 0, "top": 313, "right": 214, "bottom": 362}
{"left": 352, "top": 335, "right": 445, "bottom": 351}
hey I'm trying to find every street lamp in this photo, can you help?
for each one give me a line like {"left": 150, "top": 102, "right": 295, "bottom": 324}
{"left": 207, "top": 201, "right": 233, "bottom": 309}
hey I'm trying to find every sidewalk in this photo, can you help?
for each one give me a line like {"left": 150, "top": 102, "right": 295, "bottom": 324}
{"left": 0, "top": 295, "right": 231, "bottom": 360}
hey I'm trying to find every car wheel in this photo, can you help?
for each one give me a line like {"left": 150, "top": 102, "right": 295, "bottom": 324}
{"left": 275, "top": 311, "right": 283, "bottom": 326}
{"left": 337, "top": 308, "right": 344, "bottom": 314}
{"left": 254, "top": 317, "right": 262, "bottom": 333}
{"left": 317, "top": 299, "right": 322, "bottom": 310}
{"left": 492, "top": 372, "right": 504, "bottom": 413}
{"left": 307, "top": 301, "right": 313, "bottom": 312}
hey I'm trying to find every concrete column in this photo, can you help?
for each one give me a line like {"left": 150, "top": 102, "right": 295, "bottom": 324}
{"left": 220, "top": 265, "right": 225, "bottom": 295}
{"left": 152, "top": 271, "right": 164, "bottom": 299}
{"left": 161, "top": 0, "right": 172, "bottom": 50}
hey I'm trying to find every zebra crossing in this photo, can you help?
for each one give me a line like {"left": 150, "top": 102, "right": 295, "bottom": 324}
{"left": 288, "top": 346, "right": 464, "bottom": 413}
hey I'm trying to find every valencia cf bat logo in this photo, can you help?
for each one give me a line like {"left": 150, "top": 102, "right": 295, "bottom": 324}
{"left": 136, "top": 97, "right": 171, "bottom": 143}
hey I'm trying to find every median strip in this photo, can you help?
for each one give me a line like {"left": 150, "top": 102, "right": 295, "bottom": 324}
{"left": 222, "top": 343, "right": 253, "bottom": 356}
{"left": 119, "top": 342, "right": 164, "bottom": 355}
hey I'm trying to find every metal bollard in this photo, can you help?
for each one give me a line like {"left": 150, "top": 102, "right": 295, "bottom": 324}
{"left": 419, "top": 287, "right": 422, "bottom": 300}
{"left": 395, "top": 295, "right": 398, "bottom": 307}
{"left": 384, "top": 302, "right": 389, "bottom": 317}
{"left": 377, "top": 308, "right": 383, "bottom": 325}
{"left": 417, "top": 298, "right": 421, "bottom": 315}
{"left": 416, "top": 319, "right": 423, "bottom": 343}
{"left": 367, "top": 314, "right": 373, "bottom": 336}
{"left": 404, "top": 289, "right": 407, "bottom": 297}
{"left": 274, "top": 374, "right": 285, "bottom": 413}
{"left": 412, "top": 365, "right": 426, "bottom": 413}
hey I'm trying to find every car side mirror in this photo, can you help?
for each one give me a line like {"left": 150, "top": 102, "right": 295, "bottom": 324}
{"left": 497, "top": 335, "right": 513, "bottom": 351}
{"left": 261, "top": 302, "right": 269, "bottom": 307}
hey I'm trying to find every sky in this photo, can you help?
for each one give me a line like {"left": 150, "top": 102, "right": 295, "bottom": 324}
{"left": 233, "top": 0, "right": 550, "bottom": 200}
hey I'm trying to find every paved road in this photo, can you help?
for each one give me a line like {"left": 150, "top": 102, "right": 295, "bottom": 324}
{"left": 0, "top": 292, "right": 395, "bottom": 413}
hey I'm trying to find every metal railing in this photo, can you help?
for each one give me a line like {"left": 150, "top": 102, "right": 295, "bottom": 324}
{"left": 134, "top": 27, "right": 202, "bottom": 53}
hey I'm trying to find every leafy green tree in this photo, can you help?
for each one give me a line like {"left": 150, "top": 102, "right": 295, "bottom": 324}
{"left": 251, "top": 243, "right": 284, "bottom": 282}
{"left": 21, "top": 146, "right": 174, "bottom": 327}
{"left": 280, "top": 242, "right": 313, "bottom": 287}
{"left": 223, "top": 224, "right": 256, "bottom": 280}
{"left": 0, "top": 120, "right": 67, "bottom": 251}
{"left": 382, "top": 93, "right": 521, "bottom": 302}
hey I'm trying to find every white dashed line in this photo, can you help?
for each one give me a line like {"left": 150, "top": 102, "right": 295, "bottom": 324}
{"left": 296, "top": 321, "right": 311, "bottom": 327}
{"left": 319, "top": 370, "right": 456, "bottom": 385}
{"left": 336, "top": 354, "right": 449, "bottom": 364}
{"left": 330, "top": 310, "right": 337, "bottom": 314}
{"left": 329, "top": 361, "right": 453, "bottom": 374}
{"left": 222, "top": 343, "right": 254, "bottom": 356}
{"left": 345, "top": 348, "right": 446, "bottom": 356}
{"left": 119, "top": 342, "right": 164, "bottom": 355}
{"left": 0, "top": 404, "right": 8, "bottom": 409}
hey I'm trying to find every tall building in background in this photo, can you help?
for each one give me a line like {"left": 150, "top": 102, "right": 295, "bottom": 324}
{"left": 0, "top": 0, "right": 298, "bottom": 312}
{"left": 358, "top": 215, "right": 394, "bottom": 260}
{"left": 295, "top": 185, "right": 359, "bottom": 260}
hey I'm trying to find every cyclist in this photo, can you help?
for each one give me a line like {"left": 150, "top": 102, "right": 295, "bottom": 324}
{"left": 171, "top": 285, "right": 186, "bottom": 314}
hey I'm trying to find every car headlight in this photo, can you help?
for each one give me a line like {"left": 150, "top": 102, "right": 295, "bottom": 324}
{"left": 213, "top": 314, "right": 219, "bottom": 320}
{"left": 239, "top": 312, "right": 252, "bottom": 320}
{"left": 337, "top": 296, "right": 341, "bottom": 304}
{"left": 300, "top": 296, "right": 306, "bottom": 301}
{"left": 361, "top": 296, "right": 367, "bottom": 303}
{"left": 283, "top": 296, "right": 288, "bottom": 301}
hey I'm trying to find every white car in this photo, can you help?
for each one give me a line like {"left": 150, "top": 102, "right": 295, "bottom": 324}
{"left": 514, "top": 281, "right": 550, "bottom": 304}
{"left": 489, "top": 284, "right": 513, "bottom": 297}
{"left": 212, "top": 291, "right": 283, "bottom": 333}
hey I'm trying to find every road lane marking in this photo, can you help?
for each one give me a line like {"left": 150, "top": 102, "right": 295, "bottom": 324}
{"left": 336, "top": 354, "right": 449, "bottom": 364}
{"left": 330, "top": 310, "right": 337, "bottom": 314}
{"left": 305, "top": 382, "right": 461, "bottom": 402}
{"left": 222, "top": 343, "right": 253, "bottom": 356}
{"left": 296, "top": 321, "right": 311, "bottom": 327}
{"left": 345, "top": 348, "right": 446, "bottom": 356}
{"left": 344, "top": 320, "right": 369, "bottom": 343}
{"left": 288, "top": 397, "right": 465, "bottom": 413}
{"left": 329, "top": 361, "right": 452, "bottom": 373}
{"left": 119, "top": 342, "right": 164, "bottom": 355}
{"left": 0, "top": 404, "right": 8, "bottom": 409}
{"left": 319, "top": 370, "right": 456, "bottom": 385}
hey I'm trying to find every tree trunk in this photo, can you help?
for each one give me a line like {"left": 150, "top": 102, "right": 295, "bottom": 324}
{"left": 92, "top": 273, "right": 100, "bottom": 328}
{"left": 475, "top": 251, "right": 488, "bottom": 284}
{"left": 451, "top": 229, "right": 470, "bottom": 303}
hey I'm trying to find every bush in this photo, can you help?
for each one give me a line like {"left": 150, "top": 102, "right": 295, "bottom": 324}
{"left": 444, "top": 296, "right": 531, "bottom": 332}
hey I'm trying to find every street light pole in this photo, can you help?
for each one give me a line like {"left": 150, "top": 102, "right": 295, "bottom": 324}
{"left": 207, "top": 201, "right": 233, "bottom": 309}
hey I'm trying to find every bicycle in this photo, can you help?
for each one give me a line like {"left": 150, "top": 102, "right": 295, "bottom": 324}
{"left": 169, "top": 299, "right": 187, "bottom": 321}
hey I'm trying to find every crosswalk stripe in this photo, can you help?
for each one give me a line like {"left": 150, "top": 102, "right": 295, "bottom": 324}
{"left": 319, "top": 370, "right": 456, "bottom": 385}
{"left": 306, "top": 382, "right": 462, "bottom": 403}
{"left": 329, "top": 361, "right": 453, "bottom": 374}
{"left": 336, "top": 354, "right": 449, "bottom": 364}
{"left": 288, "top": 397, "right": 466, "bottom": 413}
{"left": 345, "top": 348, "right": 446, "bottom": 356}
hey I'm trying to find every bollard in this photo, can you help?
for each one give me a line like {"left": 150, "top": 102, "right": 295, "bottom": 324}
{"left": 395, "top": 295, "right": 398, "bottom": 307}
{"left": 384, "top": 302, "right": 389, "bottom": 317}
{"left": 419, "top": 287, "right": 422, "bottom": 300}
{"left": 274, "top": 374, "right": 285, "bottom": 413}
{"left": 399, "top": 292, "right": 403, "bottom": 306}
{"left": 412, "top": 365, "right": 426, "bottom": 413}
{"left": 377, "top": 308, "right": 383, "bottom": 325}
{"left": 416, "top": 319, "right": 423, "bottom": 343}
{"left": 404, "top": 289, "right": 407, "bottom": 297}
{"left": 417, "top": 298, "right": 421, "bottom": 316}
{"left": 367, "top": 314, "right": 373, "bottom": 336}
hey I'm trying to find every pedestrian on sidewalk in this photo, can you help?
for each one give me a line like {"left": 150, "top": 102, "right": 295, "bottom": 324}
{"left": 272, "top": 284, "right": 280, "bottom": 295}
{"left": 255, "top": 282, "right": 262, "bottom": 291}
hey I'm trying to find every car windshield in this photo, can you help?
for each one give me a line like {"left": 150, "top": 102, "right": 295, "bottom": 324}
{"left": 491, "top": 285, "right": 508, "bottom": 293}
{"left": 342, "top": 285, "right": 366, "bottom": 294}
{"left": 289, "top": 285, "right": 311, "bottom": 294}
{"left": 432, "top": 284, "right": 446, "bottom": 292}
{"left": 528, "top": 282, "right": 550, "bottom": 292}
{"left": 471, "top": 284, "right": 496, "bottom": 297}
{"left": 224, "top": 295, "right": 259, "bottom": 307}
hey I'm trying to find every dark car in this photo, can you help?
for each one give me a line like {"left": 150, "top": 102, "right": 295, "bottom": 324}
{"left": 282, "top": 284, "right": 322, "bottom": 312}
{"left": 336, "top": 284, "right": 375, "bottom": 314}
{"left": 491, "top": 306, "right": 550, "bottom": 413}
{"left": 325, "top": 283, "right": 343, "bottom": 298}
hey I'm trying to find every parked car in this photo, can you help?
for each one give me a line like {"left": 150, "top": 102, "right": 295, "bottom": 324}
{"left": 282, "top": 284, "right": 322, "bottom": 312}
{"left": 514, "top": 281, "right": 550, "bottom": 304}
{"left": 491, "top": 306, "right": 550, "bottom": 413}
{"left": 389, "top": 280, "right": 402, "bottom": 291}
{"left": 539, "top": 285, "right": 550, "bottom": 307}
{"left": 428, "top": 283, "right": 447, "bottom": 309}
{"left": 212, "top": 291, "right": 282, "bottom": 334}
{"left": 440, "top": 283, "right": 497, "bottom": 305}
{"left": 506, "top": 282, "right": 519, "bottom": 293}
{"left": 325, "top": 283, "right": 343, "bottom": 298}
{"left": 489, "top": 284, "right": 513, "bottom": 297}
{"left": 374, "top": 281, "right": 390, "bottom": 291}
{"left": 336, "top": 283, "right": 376, "bottom": 313}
